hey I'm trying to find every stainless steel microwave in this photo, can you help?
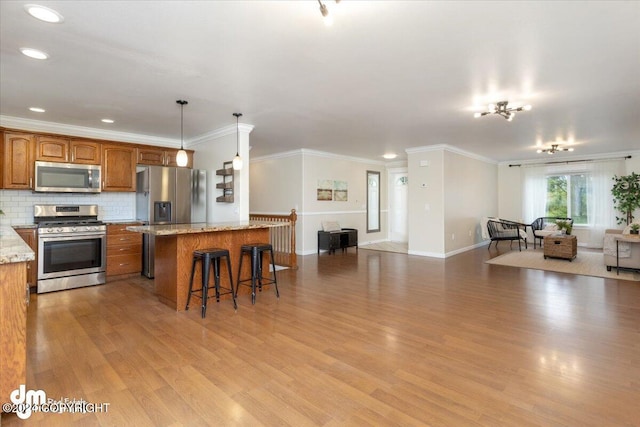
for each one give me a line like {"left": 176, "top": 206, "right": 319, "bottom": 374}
{"left": 34, "top": 161, "right": 101, "bottom": 193}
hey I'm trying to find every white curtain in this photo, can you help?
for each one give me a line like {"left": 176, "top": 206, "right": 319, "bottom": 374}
{"left": 522, "top": 159, "right": 625, "bottom": 248}
{"left": 522, "top": 166, "right": 548, "bottom": 223}
{"left": 585, "top": 160, "right": 624, "bottom": 248}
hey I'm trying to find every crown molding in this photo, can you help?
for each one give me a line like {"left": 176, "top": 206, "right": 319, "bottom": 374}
{"left": 498, "top": 150, "right": 640, "bottom": 167}
{"left": 0, "top": 115, "right": 178, "bottom": 147}
{"left": 300, "top": 148, "right": 387, "bottom": 165}
{"left": 251, "top": 148, "right": 387, "bottom": 165}
{"left": 406, "top": 144, "right": 497, "bottom": 164}
{"left": 250, "top": 149, "right": 302, "bottom": 163}
{"left": 188, "top": 123, "right": 255, "bottom": 147}
{"left": 0, "top": 115, "right": 255, "bottom": 149}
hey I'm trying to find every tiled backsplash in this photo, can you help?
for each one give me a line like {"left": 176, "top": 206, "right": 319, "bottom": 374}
{"left": 0, "top": 190, "right": 136, "bottom": 225}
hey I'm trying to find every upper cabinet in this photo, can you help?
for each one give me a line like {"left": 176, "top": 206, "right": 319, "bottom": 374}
{"left": 1, "top": 127, "right": 194, "bottom": 191}
{"left": 36, "top": 135, "right": 69, "bottom": 162}
{"left": 35, "top": 136, "right": 101, "bottom": 165}
{"left": 70, "top": 139, "right": 101, "bottom": 164}
{"left": 137, "top": 147, "right": 165, "bottom": 166}
{"left": 3, "top": 132, "right": 35, "bottom": 189}
{"left": 138, "top": 147, "right": 193, "bottom": 168}
{"left": 102, "top": 144, "right": 137, "bottom": 192}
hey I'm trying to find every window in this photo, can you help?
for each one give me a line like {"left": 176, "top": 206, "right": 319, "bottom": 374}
{"left": 546, "top": 174, "right": 588, "bottom": 224}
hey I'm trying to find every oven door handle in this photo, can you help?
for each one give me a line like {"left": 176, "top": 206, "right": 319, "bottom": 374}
{"left": 39, "top": 233, "right": 106, "bottom": 241}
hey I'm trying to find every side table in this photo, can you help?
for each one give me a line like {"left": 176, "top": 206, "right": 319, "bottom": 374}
{"left": 614, "top": 234, "right": 640, "bottom": 275}
{"left": 543, "top": 234, "right": 577, "bottom": 261}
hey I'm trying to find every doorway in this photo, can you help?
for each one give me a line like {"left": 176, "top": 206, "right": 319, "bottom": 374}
{"left": 388, "top": 169, "right": 408, "bottom": 242}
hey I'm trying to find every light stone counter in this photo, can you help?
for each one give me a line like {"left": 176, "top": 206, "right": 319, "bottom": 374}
{"left": 125, "top": 220, "right": 281, "bottom": 310}
{"left": 126, "top": 220, "right": 283, "bottom": 236}
{"left": 0, "top": 225, "right": 35, "bottom": 264}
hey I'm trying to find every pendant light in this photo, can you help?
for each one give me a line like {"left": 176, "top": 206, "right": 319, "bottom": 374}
{"left": 176, "top": 100, "right": 189, "bottom": 167}
{"left": 232, "top": 112, "right": 243, "bottom": 170}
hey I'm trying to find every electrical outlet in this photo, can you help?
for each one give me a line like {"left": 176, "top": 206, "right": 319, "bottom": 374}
{"left": 451, "top": 234, "right": 455, "bottom": 240}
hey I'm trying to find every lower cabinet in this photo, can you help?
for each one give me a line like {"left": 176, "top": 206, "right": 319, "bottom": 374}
{"left": 317, "top": 228, "right": 358, "bottom": 254}
{"left": 15, "top": 227, "right": 38, "bottom": 290}
{"left": 106, "top": 223, "right": 142, "bottom": 278}
{"left": 0, "top": 262, "right": 28, "bottom": 403}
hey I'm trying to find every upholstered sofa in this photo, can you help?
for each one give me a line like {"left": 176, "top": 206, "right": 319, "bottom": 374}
{"left": 603, "top": 228, "right": 640, "bottom": 271}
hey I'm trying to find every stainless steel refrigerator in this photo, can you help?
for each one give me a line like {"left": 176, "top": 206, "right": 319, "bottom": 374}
{"left": 136, "top": 166, "right": 207, "bottom": 278}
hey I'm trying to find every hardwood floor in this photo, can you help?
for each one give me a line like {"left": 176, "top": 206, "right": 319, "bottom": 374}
{"left": 2, "top": 246, "right": 640, "bottom": 426}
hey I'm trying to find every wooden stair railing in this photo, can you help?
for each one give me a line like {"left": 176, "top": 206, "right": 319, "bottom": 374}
{"left": 249, "top": 209, "right": 298, "bottom": 270}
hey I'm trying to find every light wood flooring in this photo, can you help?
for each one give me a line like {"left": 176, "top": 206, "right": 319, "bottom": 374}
{"left": 360, "top": 241, "right": 408, "bottom": 254}
{"left": 2, "top": 246, "right": 640, "bottom": 426}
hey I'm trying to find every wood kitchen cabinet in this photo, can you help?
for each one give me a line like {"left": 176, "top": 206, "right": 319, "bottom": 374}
{"left": 70, "top": 139, "right": 101, "bottom": 164}
{"left": 36, "top": 135, "right": 70, "bottom": 162}
{"left": 2, "top": 132, "right": 35, "bottom": 189}
{"left": 107, "top": 223, "right": 143, "bottom": 278}
{"left": 0, "top": 262, "right": 29, "bottom": 404}
{"left": 138, "top": 147, "right": 193, "bottom": 168}
{"left": 15, "top": 228, "right": 38, "bottom": 291}
{"left": 102, "top": 143, "right": 137, "bottom": 191}
{"left": 35, "top": 136, "right": 101, "bottom": 164}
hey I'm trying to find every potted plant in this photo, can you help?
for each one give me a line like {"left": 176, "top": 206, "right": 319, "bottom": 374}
{"left": 556, "top": 220, "right": 572, "bottom": 235}
{"left": 611, "top": 172, "right": 640, "bottom": 225}
{"left": 631, "top": 223, "right": 640, "bottom": 235}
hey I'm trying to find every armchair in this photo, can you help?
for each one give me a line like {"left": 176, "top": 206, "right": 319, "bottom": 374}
{"left": 531, "top": 217, "right": 573, "bottom": 249}
{"left": 486, "top": 219, "right": 528, "bottom": 251}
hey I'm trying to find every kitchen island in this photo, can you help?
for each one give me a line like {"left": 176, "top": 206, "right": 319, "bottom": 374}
{"left": 0, "top": 225, "right": 35, "bottom": 402}
{"left": 126, "top": 221, "right": 280, "bottom": 311}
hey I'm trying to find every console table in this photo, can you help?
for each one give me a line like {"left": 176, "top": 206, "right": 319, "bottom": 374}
{"left": 318, "top": 228, "right": 358, "bottom": 254}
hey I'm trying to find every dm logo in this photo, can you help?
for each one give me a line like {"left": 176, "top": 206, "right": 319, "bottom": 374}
{"left": 10, "top": 384, "right": 46, "bottom": 419}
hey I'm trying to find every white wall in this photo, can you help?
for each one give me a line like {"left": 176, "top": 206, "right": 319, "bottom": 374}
{"left": 250, "top": 152, "right": 303, "bottom": 213}
{"left": 407, "top": 147, "right": 445, "bottom": 257}
{"left": 406, "top": 145, "right": 497, "bottom": 258}
{"left": 443, "top": 150, "right": 497, "bottom": 254}
{"left": 190, "top": 124, "right": 253, "bottom": 222}
{"left": 249, "top": 149, "right": 387, "bottom": 255}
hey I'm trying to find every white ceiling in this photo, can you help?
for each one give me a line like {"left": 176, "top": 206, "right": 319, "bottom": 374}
{"left": 1, "top": 1, "right": 639, "bottom": 163}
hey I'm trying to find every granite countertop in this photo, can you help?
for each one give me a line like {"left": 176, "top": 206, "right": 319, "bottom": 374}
{"left": 0, "top": 225, "right": 36, "bottom": 264}
{"left": 126, "top": 220, "right": 283, "bottom": 236}
{"left": 11, "top": 224, "right": 38, "bottom": 229}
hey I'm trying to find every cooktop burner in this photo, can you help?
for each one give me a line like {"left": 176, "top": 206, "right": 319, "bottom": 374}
{"left": 34, "top": 204, "right": 105, "bottom": 233}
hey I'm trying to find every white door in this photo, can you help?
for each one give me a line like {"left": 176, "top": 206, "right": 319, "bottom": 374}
{"left": 389, "top": 171, "right": 408, "bottom": 242}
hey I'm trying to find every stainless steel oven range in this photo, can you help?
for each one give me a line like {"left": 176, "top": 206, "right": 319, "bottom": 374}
{"left": 34, "top": 204, "right": 106, "bottom": 293}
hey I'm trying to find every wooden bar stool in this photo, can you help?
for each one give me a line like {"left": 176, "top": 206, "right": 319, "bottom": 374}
{"left": 185, "top": 248, "right": 237, "bottom": 317}
{"left": 236, "top": 243, "right": 280, "bottom": 305}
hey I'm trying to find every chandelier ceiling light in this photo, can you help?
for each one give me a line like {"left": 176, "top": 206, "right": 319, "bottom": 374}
{"left": 317, "top": 0, "right": 341, "bottom": 26}
{"left": 537, "top": 144, "right": 574, "bottom": 154}
{"left": 473, "top": 100, "right": 532, "bottom": 122}
{"left": 175, "top": 100, "right": 189, "bottom": 167}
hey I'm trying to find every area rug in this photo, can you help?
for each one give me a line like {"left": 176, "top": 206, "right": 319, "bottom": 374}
{"left": 486, "top": 249, "right": 640, "bottom": 281}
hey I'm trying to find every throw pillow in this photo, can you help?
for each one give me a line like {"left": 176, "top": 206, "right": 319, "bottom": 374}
{"left": 322, "top": 221, "right": 341, "bottom": 232}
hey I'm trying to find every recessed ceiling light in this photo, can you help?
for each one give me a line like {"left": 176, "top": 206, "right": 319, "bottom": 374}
{"left": 20, "top": 47, "right": 49, "bottom": 60}
{"left": 24, "top": 4, "right": 64, "bottom": 23}
{"left": 101, "top": 119, "right": 114, "bottom": 124}
{"left": 383, "top": 153, "right": 397, "bottom": 159}
{"left": 29, "top": 107, "right": 45, "bottom": 113}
